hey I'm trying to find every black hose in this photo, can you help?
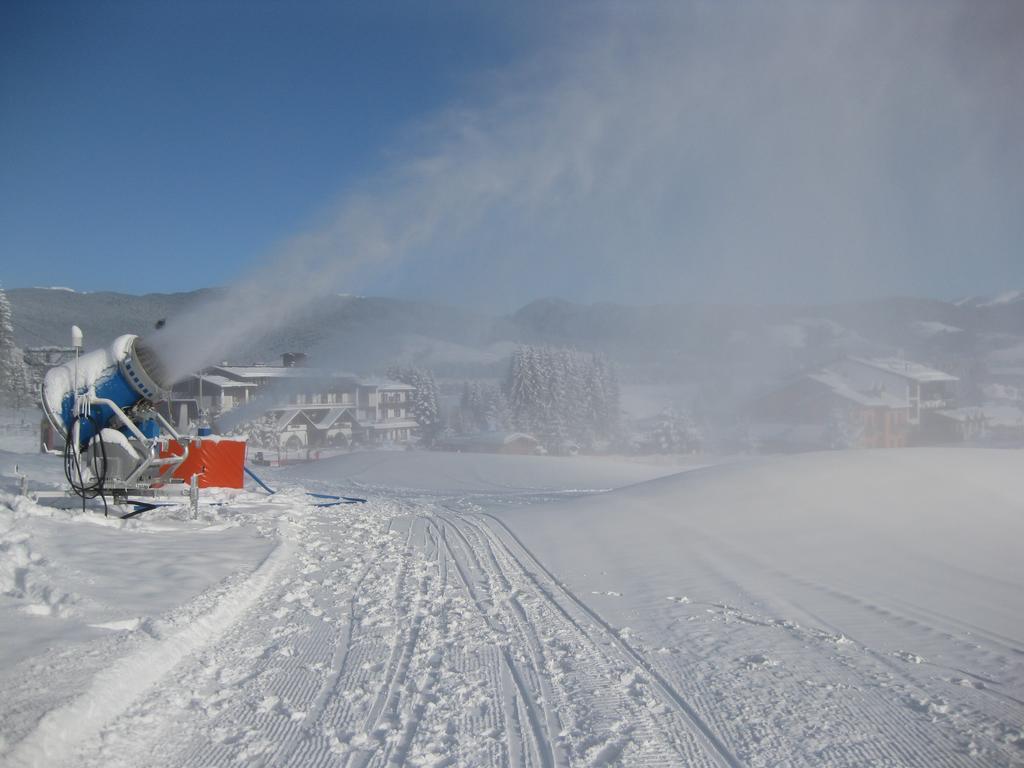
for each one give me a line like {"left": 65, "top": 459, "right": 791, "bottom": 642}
{"left": 63, "top": 415, "right": 108, "bottom": 516}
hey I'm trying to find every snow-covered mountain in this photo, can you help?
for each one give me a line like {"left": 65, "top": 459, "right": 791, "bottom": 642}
{"left": 955, "top": 289, "right": 1024, "bottom": 309}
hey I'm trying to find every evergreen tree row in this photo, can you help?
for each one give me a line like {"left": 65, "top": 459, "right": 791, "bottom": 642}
{"left": 0, "top": 286, "right": 31, "bottom": 407}
{"left": 457, "top": 345, "right": 621, "bottom": 452}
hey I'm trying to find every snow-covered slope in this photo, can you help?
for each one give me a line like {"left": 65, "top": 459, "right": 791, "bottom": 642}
{"left": 2, "top": 445, "right": 1021, "bottom": 766}
{"left": 276, "top": 449, "right": 683, "bottom": 494}
{"left": 495, "top": 448, "right": 1024, "bottom": 765}
{"left": 502, "top": 448, "right": 1023, "bottom": 636}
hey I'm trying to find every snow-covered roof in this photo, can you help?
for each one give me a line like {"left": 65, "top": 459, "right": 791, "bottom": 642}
{"left": 274, "top": 409, "right": 321, "bottom": 430}
{"left": 360, "top": 378, "right": 415, "bottom": 391}
{"left": 190, "top": 373, "right": 258, "bottom": 389}
{"left": 265, "top": 404, "right": 356, "bottom": 426}
{"left": 807, "top": 371, "right": 908, "bottom": 409}
{"left": 847, "top": 357, "right": 958, "bottom": 383}
{"left": 210, "top": 365, "right": 359, "bottom": 381}
{"left": 312, "top": 406, "right": 357, "bottom": 429}
{"left": 209, "top": 365, "right": 307, "bottom": 380}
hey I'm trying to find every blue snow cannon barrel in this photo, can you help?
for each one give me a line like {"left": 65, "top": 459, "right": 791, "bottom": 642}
{"left": 41, "top": 334, "right": 175, "bottom": 448}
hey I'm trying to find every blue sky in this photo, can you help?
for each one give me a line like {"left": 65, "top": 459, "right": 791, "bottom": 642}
{"left": 2, "top": 2, "right": 1022, "bottom": 308}
{"left": 1, "top": 1, "right": 542, "bottom": 293}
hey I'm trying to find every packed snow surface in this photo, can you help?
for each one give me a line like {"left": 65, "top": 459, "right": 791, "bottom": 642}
{"left": 0, "top": 446, "right": 1021, "bottom": 767}
{"left": 276, "top": 449, "right": 683, "bottom": 493}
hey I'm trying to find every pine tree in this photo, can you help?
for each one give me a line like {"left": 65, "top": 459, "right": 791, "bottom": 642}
{"left": 602, "top": 357, "right": 621, "bottom": 439}
{"left": 483, "top": 384, "right": 510, "bottom": 431}
{"left": 505, "top": 347, "right": 539, "bottom": 433}
{"left": 417, "top": 370, "right": 441, "bottom": 443}
{"left": 0, "top": 286, "right": 29, "bottom": 407}
{"left": 650, "top": 407, "right": 702, "bottom": 454}
{"left": 389, "top": 365, "right": 440, "bottom": 444}
{"left": 458, "top": 382, "right": 474, "bottom": 434}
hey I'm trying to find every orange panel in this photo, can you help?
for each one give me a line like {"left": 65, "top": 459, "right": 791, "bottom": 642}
{"left": 160, "top": 438, "right": 246, "bottom": 489}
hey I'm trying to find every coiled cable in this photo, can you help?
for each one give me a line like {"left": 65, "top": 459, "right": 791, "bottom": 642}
{"left": 63, "top": 415, "right": 108, "bottom": 516}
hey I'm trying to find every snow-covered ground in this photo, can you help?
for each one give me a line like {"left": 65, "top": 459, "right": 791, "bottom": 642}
{"left": 0, "top": 445, "right": 1021, "bottom": 766}
{"left": 0, "top": 408, "right": 40, "bottom": 455}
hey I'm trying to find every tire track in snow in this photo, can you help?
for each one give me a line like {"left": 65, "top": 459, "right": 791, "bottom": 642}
{"left": 474, "top": 510, "right": 743, "bottom": 768}
{"left": 39, "top": 489, "right": 744, "bottom": 767}
{"left": 346, "top": 517, "right": 430, "bottom": 768}
{"left": 431, "top": 514, "right": 556, "bottom": 768}
{"left": 381, "top": 520, "right": 450, "bottom": 768}
{"left": 685, "top": 538, "right": 1024, "bottom": 766}
{"left": 436, "top": 506, "right": 724, "bottom": 767}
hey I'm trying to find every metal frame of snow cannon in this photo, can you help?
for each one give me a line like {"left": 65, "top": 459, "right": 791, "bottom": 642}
{"left": 36, "top": 386, "right": 197, "bottom": 515}
{"left": 72, "top": 392, "right": 191, "bottom": 490}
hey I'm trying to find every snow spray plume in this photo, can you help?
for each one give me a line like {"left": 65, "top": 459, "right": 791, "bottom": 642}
{"left": 151, "top": 0, "right": 1023, "bottom": 379}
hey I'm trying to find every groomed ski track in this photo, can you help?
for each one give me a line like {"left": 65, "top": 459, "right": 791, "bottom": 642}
{"left": 9, "top": 483, "right": 1022, "bottom": 767}
{"left": 20, "top": 493, "right": 731, "bottom": 768}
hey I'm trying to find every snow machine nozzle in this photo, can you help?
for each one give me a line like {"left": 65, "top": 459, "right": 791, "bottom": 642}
{"left": 42, "top": 334, "right": 175, "bottom": 448}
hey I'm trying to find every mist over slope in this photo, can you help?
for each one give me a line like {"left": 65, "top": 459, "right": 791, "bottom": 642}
{"left": 500, "top": 447, "right": 1024, "bottom": 639}
{"left": 9, "top": 287, "right": 1024, "bottom": 395}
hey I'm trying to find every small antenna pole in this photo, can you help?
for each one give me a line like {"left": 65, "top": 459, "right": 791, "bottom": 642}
{"left": 71, "top": 325, "right": 83, "bottom": 400}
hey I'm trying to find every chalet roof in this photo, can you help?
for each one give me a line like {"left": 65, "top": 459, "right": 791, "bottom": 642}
{"left": 847, "top": 357, "right": 958, "bottom": 383}
{"left": 265, "top": 404, "right": 357, "bottom": 428}
{"left": 211, "top": 365, "right": 311, "bottom": 380}
{"left": 190, "top": 373, "right": 258, "bottom": 389}
{"left": 209, "top": 365, "right": 360, "bottom": 382}
{"left": 808, "top": 371, "right": 909, "bottom": 409}
{"left": 312, "top": 406, "right": 357, "bottom": 429}
{"left": 361, "top": 378, "right": 416, "bottom": 391}
{"left": 274, "top": 409, "right": 319, "bottom": 430}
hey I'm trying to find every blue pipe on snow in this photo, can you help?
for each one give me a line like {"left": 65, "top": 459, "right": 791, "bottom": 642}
{"left": 243, "top": 467, "right": 366, "bottom": 505}
{"left": 244, "top": 465, "right": 276, "bottom": 495}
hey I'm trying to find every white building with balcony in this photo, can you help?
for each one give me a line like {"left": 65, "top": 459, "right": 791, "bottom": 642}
{"left": 830, "top": 357, "right": 958, "bottom": 425}
{"left": 170, "top": 354, "right": 419, "bottom": 449}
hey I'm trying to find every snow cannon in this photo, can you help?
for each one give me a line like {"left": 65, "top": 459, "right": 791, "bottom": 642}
{"left": 40, "top": 331, "right": 245, "bottom": 515}
{"left": 42, "top": 334, "right": 172, "bottom": 450}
